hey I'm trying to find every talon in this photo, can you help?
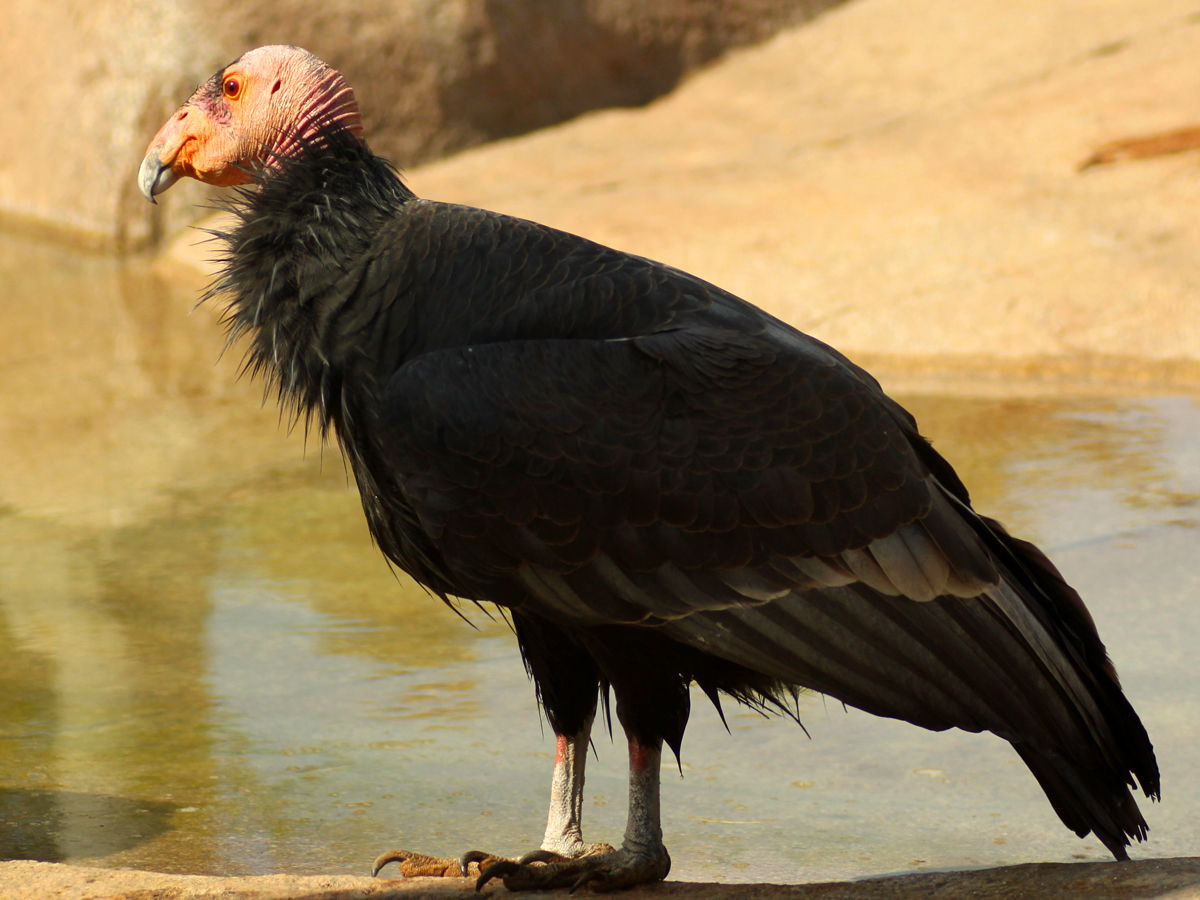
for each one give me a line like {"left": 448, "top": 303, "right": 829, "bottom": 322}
{"left": 475, "top": 859, "right": 522, "bottom": 891}
{"left": 373, "top": 848, "right": 475, "bottom": 878}
{"left": 371, "top": 849, "right": 412, "bottom": 877}
{"left": 569, "top": 870, "right": 599, "bottom": 894}
{"left": 460, "top": 849, "right": 497, "bottom": 876}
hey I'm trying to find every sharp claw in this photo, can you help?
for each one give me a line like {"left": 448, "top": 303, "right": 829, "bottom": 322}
{"left": 476, "top": 849, "right": 569, "bottom": 890}
{"left": 568, "top": 870, "right": 597, "bottom": 894}
{"left": 460, "top": 849, "right": 494, "bottom": 877}
{"left": 371, "top": 849, "right": 413, "bottom": 877}
{"left": 475, "top": 859, "right": 521, "bottom": 891}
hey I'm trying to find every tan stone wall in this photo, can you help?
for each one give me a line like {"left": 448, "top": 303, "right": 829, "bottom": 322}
{"left": 0, "top": 0, "right": 836, "bottom": 251}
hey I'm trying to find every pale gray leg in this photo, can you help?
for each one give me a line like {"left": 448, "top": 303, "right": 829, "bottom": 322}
{"left": 619, "top": 736, "right": 666, "bottom": 865}
{"left": 540, "top": 711, "right": 612, "bottom": 857}
{"left": 478, "top": 734, "right": 671, "bottom": 891}
{"left": 375, "top": 715, "right": 610, "bottom": 882}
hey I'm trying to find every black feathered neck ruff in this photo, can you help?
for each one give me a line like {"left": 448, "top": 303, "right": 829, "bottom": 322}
{"left": 205, "top": 124, "right": 415, "bottom": 435}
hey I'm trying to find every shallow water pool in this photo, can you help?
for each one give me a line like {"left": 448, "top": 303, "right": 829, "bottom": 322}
{"left": 0, "top": 235, "right": 1195, "bottom": 883}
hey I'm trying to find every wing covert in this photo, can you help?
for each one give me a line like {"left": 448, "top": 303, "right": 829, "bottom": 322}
{"left": 376, "top": 324, "right": 995, "bottom": 626}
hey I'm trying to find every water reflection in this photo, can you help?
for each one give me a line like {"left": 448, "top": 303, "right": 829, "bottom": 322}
{"left": 0, "top": 234, "right": 1196, "bottom": 881}
{"left": 900, "top": 394, "right": 1200, "bottom": 544}
{"left": 0, "top": 789, "right": 176, "bottom": 863}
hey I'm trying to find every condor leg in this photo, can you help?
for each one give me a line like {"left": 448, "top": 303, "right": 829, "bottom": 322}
{"left": 477, "top": 733, "right": 671, "bottom": 891}
{"left": 374, "top": 615, "right": 607, "bottom": 880}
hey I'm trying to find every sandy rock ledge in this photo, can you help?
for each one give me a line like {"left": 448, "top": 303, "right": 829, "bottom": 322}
{"left": 158, "top": 0, "right": 1200, "bottom": 390}
{"left": 3, "top": 858, "right": 1199, "bottom": 900}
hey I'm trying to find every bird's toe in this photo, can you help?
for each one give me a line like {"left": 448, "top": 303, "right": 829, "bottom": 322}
{"left": 476, "top": 844, "right": 669, "bottom": 892}
{"left": 373, "top": 847, "right": 504, "bottom": 879}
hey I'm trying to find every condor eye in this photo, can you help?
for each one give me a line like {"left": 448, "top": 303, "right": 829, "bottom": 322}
{"left": 223, "top": 76, "right": 242, "bottom": 99}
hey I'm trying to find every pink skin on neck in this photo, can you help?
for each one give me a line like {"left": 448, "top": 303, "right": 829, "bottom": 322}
{"left": 139, "top": 45, "right": 365, "bottom": 196}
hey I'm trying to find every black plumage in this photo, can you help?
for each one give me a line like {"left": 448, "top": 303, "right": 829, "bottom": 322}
{"left": 203, "top": 123, "right": 1158, "bottom": 866}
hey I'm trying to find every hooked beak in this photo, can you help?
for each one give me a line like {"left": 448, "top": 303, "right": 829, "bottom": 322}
{"left": 138, "top": 150, "right": 179, "bottom": 204}
{"left": 138, "top": 104, "right": 201, "bottom": 203}
{"left": 138, "top": 101, "right": 254, "bottom": 201}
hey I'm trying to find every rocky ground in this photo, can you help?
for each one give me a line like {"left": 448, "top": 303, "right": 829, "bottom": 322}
{"left": 398, "top": 0, "right": 1200, "bottom": 390}
{"left": 4, "top": 857, "right": 1199, "bottom": 899}
{"left": 160, "top": 0, "right": 1200, "bottom": 391}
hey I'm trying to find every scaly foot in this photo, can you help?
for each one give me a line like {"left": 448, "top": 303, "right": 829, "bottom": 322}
{"left": 372, "top": 843, "right": 616, "bottom": 883}
{"left": 476, "top": 843, "right": 669, "bottom": 892}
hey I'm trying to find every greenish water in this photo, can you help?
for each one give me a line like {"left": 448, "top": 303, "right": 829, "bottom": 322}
{"left": 0, "top": 234, "right": 1196, "bottom": 883}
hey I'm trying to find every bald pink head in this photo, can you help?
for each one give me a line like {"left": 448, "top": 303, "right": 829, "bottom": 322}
{"left": 139, "top": 45, "right": 364, "bottom": 201}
